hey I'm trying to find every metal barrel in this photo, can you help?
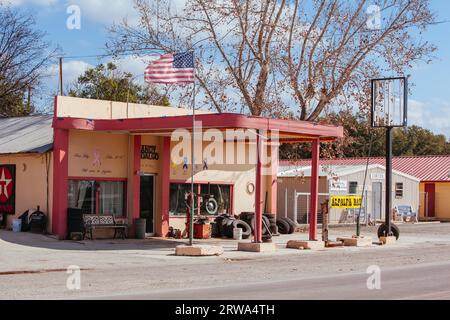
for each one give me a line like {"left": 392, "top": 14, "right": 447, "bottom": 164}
{"left": 135, "top": 218, "right": 146, "bottom": 239}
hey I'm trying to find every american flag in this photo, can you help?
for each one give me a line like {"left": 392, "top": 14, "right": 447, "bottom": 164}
{"left": 145, "top": 51, "right": 195, "bottom": 84}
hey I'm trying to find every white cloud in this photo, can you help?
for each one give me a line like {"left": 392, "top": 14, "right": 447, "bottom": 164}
{"left": 408, "top": 99, "right": 450, "bottom": 138}
{"left": 114, "top": 55, "right": 148, "bottom": 82}
{"left": 47, "top": 60, "right": 92, "bottom": 89}
{"left": 0, "top": 0, "right": 57, "bottom": 6}
{"left": 45, "top": 57, "right": 151, "bottom": 91}
{"left": 67, "top": 0, "right": 188, "bottom": 25}
{"left": 67, "top": 0, "right": 138, "bottom": 25}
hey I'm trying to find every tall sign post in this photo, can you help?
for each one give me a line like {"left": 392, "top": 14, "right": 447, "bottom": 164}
{"left": 371, "top": 77, "right": 408, "bottom": 238}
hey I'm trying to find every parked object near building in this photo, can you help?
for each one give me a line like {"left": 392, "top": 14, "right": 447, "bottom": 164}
{"left": 393, "top": 205, "right": 418, "bottom": 222}
{"left": 134, "top": 218, "right": 146, "bottom": 240}
{"left": 193, "top": 216, "right": 212, "bottom": 239}
{"left": 278, "top": 164, "right": 420, "bottom": 225}
{"left": 67, "top": 208, "right": 84, "bottom": 238}
{"left": 28, "top": 206, "right": 47, "bottom": 233}
{"left": 12, "top": 219, "right": 22, "bottom": 233}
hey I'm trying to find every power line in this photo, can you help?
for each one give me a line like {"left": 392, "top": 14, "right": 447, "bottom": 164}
{"left": 60, "top": 51, "right": 164, "bottom": 60}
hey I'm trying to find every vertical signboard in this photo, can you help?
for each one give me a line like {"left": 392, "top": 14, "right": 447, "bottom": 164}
{"left": 0, "top": 165, "right": 15, "bottom": 215}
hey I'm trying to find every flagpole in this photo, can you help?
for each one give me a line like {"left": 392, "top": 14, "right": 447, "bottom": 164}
{"left": 189, "top": 52, "right": 196, "bottom": 246}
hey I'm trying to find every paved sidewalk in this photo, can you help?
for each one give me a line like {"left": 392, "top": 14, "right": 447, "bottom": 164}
{"left": 0, "top": 223, "right": 444, "bottom": 273}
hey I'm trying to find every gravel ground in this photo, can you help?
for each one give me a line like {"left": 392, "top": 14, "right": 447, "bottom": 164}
{"left": 1, "top": 222, "right": 449, "bottom": 300}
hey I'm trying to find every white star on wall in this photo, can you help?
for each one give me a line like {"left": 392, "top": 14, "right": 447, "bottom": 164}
{"left": 0, "top": 169, "right": 12, "bottom": 199}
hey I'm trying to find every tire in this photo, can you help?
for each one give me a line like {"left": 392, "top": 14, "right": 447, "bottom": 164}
{"left": 282, "top": 217, "right": 296, "bottom": 234}
{"left": 205, "top": 197, "right": 218, "bottom": 215}
{"left": 250, "top": 216, "right": 271, "bottom": 235}
{"left": 276, "top": 218, "right": 291, "bottom": 234}
{"left": 234, "top": 220, "right": 252, "bottom": 239}
{"left": 377, "top": 223, "right": 400, "bottom": 239}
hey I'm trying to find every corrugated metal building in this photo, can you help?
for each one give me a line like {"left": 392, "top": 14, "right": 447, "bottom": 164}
{"left": 280, "top": 156, "right": 450, "bottom": 221}
{"left": 278, "top": 164, "right": 420, "bottom": 224}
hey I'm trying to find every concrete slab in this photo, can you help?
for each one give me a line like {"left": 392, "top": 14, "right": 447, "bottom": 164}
{"left": 287, "top": 240, "right": 325, "bottom": 250}
{"left": 175, "top": 245, "right": 224, "bottom": 256}
{"left": 379, "top": 236, "right": 397, "bottom": 245}
{"left": 237, "top": 242, "right": 277, "bottom": 252}
{"left": 337, "top": 236, "right": 373, "bottom": 247}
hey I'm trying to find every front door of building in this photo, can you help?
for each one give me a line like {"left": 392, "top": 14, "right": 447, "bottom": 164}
{"left": 372, "top": 182, "right": 382, "bottom": 220}
{"left": 140, "top": 175, "right": 155, "bottom": 234}
{"left": 424, "top": 183, "right": 436, "bottom": 218}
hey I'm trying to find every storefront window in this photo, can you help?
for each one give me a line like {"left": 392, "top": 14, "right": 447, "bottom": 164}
{"left": 200, "top": 184, "right": 231, "bottom": 216}
{"left": 169, "top": 183, "right": 198, "bottom": 216}
{"left": 68, "top": 180, "right": 95, "bottom": 214}
{"left": 68, "top": 180, "right": 126, "bottom": 217}
{"left": 169, "top": 183, "right": 231, "bottom": 216}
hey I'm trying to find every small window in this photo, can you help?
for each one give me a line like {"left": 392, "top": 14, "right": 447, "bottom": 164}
{"left": 395, "top": 183, "right": 404, "bottom": 199}
{"left": 349, "top": 182, "right": 358, "bottom": 194}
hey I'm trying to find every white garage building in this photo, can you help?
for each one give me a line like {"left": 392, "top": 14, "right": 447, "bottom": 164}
{"left": 277, "top": 164, "right": 420, "bottom": 224}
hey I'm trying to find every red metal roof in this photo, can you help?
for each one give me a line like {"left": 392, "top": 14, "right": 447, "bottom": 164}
{"left": 280, "top": 155, "right": 450, "bottom": 182}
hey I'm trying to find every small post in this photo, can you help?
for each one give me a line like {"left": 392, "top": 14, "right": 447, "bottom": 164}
{"left": 356, "top": 212, "right": 361, "bottom": 237}
{"left": 254, "top": 130, "right": 263, "bottom": 243}
{"left": 59, "top": 57, "right": 64, "bottom": 96}
{"left": 284, "top": 188, "right": 288, "bottom": 219}
{"left": 321, "top": 200, "right": 329, "bottom": 244}
{"left": 293, "top": 190, "right": 297, "bottom": 223}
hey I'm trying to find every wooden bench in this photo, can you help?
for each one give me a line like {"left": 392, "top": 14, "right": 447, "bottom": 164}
{"left": 83, "top": 214, "right": 128, "bottom": 240}
{"left": 394, "top": 205, "right": 418, "bottom": 223}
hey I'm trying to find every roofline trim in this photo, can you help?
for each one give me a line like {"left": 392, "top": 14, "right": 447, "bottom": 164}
{"left": 52, "top": 113, "right": 343, "bottom": 141}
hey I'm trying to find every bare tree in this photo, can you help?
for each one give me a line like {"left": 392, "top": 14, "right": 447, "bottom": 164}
{"left": 0, "top": 5, "right": 58, "bottom": 116}
{"left": 107, "top": 0, "right": 436, "bottom": 120}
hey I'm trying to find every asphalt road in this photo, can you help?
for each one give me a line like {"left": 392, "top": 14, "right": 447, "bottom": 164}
{"left": 3, "top": 223, "right": 450, "bottom": 300}
{"left": 102, "top": 261, "right": 450, "bottom": 300}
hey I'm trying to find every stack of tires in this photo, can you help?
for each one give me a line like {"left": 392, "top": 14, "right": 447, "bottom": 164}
{"left": 213, "top": 214, "right": 252, "bottom": 239}
{"left": 276, "top": 216, "right": 296, "bottom": 235}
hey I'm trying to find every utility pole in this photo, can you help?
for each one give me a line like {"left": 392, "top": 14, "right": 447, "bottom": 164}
{"left": 59, "top": 57, "right": 64, "bottom": 96}
{"left": 385, "top": 126, "right": 393, "bottom": 236}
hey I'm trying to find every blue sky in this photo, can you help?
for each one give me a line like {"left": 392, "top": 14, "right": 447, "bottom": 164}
{"left": 2, "top": 0, "right": 450, "bottom": 137}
